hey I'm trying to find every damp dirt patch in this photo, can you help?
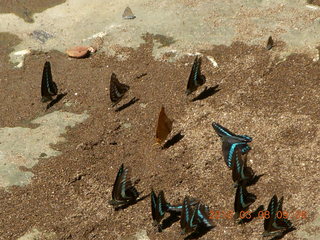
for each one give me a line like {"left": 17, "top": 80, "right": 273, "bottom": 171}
{"left": 0, "top": 32, "right": 22, "bottom": 68}
{"left": 0, "top": 36, "right": 319, "bottom": 239}
{"left": 0, "top": 0, "right": 66, "bottom": 23}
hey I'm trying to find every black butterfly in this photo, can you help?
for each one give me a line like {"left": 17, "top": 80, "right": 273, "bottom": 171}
{"left": 151, "top": 189, "right": 168, "bottom": 231}
{"left": 41, "top": 61, "right": 58, "bottom": 102}
{"left": 180, "top": 197, "right": 214, "bottom": 235}
{"left": 110, "top": 73, "right": 130, "bottom": 104}
{"left": 263, "top": 195, "right": 293, "bottom": 237}
{"left": 212, "top": 122, "right": 252, "bottom": 168}
{"left": 266, "top": 36, "right": 274, "bottom": 50}
{"left": 231, "top": 148, "right": 255, "bottom": 186}
{"left": 186, "top": 56, "right": 206, "bottom": 95}
{"left": 234, "top": 184, "right": 256, "bottom": 219}
{"left": 109, "top": 164, "right": 139, "bottom": 208}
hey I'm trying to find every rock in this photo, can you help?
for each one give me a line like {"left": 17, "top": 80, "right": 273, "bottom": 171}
{"left": 66, "top": 46, "right": 90, "bottom": 58}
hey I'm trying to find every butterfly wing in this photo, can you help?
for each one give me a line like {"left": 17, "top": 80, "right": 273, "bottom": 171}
{"left": 273, "top": 197, "right": 293, "bottom": 231}
{"left": 157, "top": 191, "right": 168, "bottom": 222}
{"left": 110, "top": 164, "right": 125, "bottom": 205}
{"left": 197, "top": 204, "right": 214, "bottom": 228}
{"left": 110, "top": 73, "right": 130, "bottom": 103}
{"left": 110, "top": 164, "right": 138, "bottom": 206}
{"left": 151, "top": 189, "right": 158, "bottom": 222}
{"left": 212, "top": 122, "right": 252, "bottom": 142}
{"left": 234, "top": 184, "right": 256, "bottom": 216}
{"left": 232, "top": 149, "right": 255, "bottom": 184}
{"left": 264, "top": 195, "right": 278, "bottom": 233}
{"left": 266, "top": 36, "right": 274, "bottom": 50}
{"left": 122, "top": 7, "right": 136, "bottom": 19}
{"left": 186, "top": 56, "right": 205, "bottom": 95}
{"left": 41, "top": 61, "right": 58, "bottom": 102}
{"left": 156, "top": 106, "right": 173, "bottom": 144}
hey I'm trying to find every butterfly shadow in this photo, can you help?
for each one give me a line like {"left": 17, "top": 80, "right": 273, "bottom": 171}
{"left": 162, "top": 132, "right": 184, "bottom": 149}
{"left": 192, "top": 85, "right": 220, "bottom": 102}
{"left": 46, "top": 93, "right": 67, "bottom": 110}
{"left": 238, "top": 205, "right": 264, "bottom": 224}
{"left": 161, "top": 212, "right": 180, "bottom": 231}
{"left": 243, "top": 173, "right": 264, "bottom": 187}
{"left": 114, "top": 193, "right": 150, "bottom": 211}
{"left": 184, "top": 225, "right": 215, "bottom": 240}
{"left": 234, "top": 173, "right": 265, "bottom": 188}
{"left": 115, "top": 97, "right": 139, "bottom": 112}
{"left": 268, "top": 227, "right": 296, "bottom": 240}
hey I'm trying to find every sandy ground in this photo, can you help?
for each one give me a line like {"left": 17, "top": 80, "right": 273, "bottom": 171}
{"left": 0, "top": 0, "right": 319, "bottom": 240}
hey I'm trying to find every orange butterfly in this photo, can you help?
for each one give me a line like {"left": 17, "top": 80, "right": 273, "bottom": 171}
{"left": 155, "top": 106, "right": 173, "bottom": 144}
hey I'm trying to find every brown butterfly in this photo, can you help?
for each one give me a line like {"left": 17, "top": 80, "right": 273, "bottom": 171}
{"left": 155, "top": 106, "right": 173, "bottom": 144}
{"left": 110, "top": 73, "right": 130, "bottom": 104}
{"left": 266, "top": 36, "right": 274, "bottom": 50}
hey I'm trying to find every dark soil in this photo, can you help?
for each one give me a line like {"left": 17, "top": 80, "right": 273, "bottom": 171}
{"left": 0, "top": 34, "right": 319, "bottom": 239}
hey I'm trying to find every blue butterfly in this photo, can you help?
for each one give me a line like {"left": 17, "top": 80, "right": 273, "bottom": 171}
{"left": 234, "top": 184, "right": 256, "bottom": 219}
{"left": 109, "top": 164, "right": 139, "bottom": 208}
{"left": 212, "top": 122, "right": 252, "bottom": 168}
{"left": 231, "top": 148, "right": 255, "bottom": 186}
{"left": 186, "top": 56, "right": 206, "bottom": 95}
{"left": 41, "top": 61, "right": 58, "bottom": 102}
{"left": 263, "top": 195, "right": 294, "bottom": 238}
{"left": 180, "top": 196, "right": 214, "bottom": 235}
{"left": 151, "top": 189, "right": 169, "bottom": 231}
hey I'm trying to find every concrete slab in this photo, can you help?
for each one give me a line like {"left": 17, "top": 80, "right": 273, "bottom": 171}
{"left": 0, "top": 111, "right": 89, "bottom": 187}
{"left": 0, "top": 0, "right": 319, "bottom": 67}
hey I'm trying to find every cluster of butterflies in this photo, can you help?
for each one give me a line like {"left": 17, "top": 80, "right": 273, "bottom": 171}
{"left": 108, "top": 122, "right": 296, "bottom": 239}
{"left": 212, "top": 123, "right": 295, "bottom": 239}
{"left": 40, "top": 38, "right": 294, "bottom": 238}
{"left": 109, "top": 163, "right": 214, "bottom": 237}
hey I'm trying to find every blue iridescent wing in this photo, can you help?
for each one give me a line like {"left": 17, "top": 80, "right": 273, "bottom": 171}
{"left": 181, "top": 196, "right": 198, "bottom": 234}
{"left": 109, "top": 164, "right": 139, "bottom": 206}
{"left": 264, "top": 196, "right": 293, "bottom": 235}
{"left": 222, "top": 141, "right": 249, "bottom": 167}
{"left": 151, "top": 189, "right": 157, "bottom": 222}
{"left": 213, "top": 122, "right": 252, "bottom": 168}
{"left": 212, "top": 122, "right": 252, "bottom": 142}
{"left": 197, "top": 204, "right": 214, "bottom": 228}
{"left": 186, "top": 56, "right": 206, "bottom": 95}
{"left": 167, "top": 198, "right": 197, "bottom": 213}
{"left": 232, "top": 148, "right": 255, "bottom": 184}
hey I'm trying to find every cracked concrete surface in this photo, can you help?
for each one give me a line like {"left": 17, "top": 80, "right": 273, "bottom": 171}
{"left": 0, "top": 111, "right": 89, "bottom": 187}
{"left": 0, "top": 0, "right": 319, "bottom": 66}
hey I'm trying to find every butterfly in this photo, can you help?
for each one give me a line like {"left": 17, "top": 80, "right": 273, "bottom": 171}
{"left": 231, "top": 148, "right": 255, "bottom": 186}
{"left": 212, "top": 122, "right": 252, "bottom": 168}
{"left": 41, "top": 61, "right": 58, "bottom": 102}
{"left": 180, "top": 196, "right": 199, "bottom": 234}
{"left": 186, "top": 56, "right": 206, "bottom": 95}
{"left": 180, "top": 196, "right": 214, "bottom": 235}
{"left": 109, "top": 164, "right": 139, "bottom": 208}
{"left": 122, "top": 6, "right": 136, "bottom": 19}
{"left": 109, "top": 73, "right": 130, "bottom": 104}
{"left": 155, "top": 106, "right": 173, "bottom": 144}
{"left": 234, "top": 184, "right": 256, "bottom": 219}
{"left": 151, "top": 189, "right": 169, "bottom": 231}
{"left": 263, "top": 195, "right": 293, "bottom": 237}
{"left": 266, "top": 36, "right": 274, "bottom": 50}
